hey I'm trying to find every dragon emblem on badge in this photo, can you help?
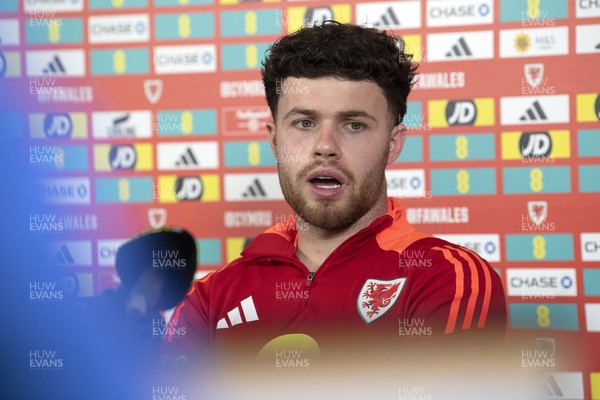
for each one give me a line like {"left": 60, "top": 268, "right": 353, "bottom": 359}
{"left": 358, "top": 278, "right": 406, "bottom": 324}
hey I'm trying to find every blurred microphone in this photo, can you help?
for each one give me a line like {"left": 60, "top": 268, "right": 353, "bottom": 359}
{"left": 116, "top": 227, "right": 197, "bottom": 316}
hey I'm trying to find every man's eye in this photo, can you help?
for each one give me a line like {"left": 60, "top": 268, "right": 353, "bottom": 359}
{"left": 348, "top": 122, "right": 364, "bottom": 131}
{"left": 294, "top": 120, "right": 314, "bottom": 129}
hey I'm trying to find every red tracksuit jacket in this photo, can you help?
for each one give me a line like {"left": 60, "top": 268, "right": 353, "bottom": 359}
{"left": 164, "top": 197, "right": 507, "bottom": 363}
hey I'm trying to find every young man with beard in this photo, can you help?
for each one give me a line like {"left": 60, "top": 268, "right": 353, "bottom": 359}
{"left": 164, "top": 22, "right": 507, "bottom": 367}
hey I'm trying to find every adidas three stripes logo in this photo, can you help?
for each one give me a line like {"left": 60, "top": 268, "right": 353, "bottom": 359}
{"left": 216, "top": 296, "right": 259, "bottom": 329}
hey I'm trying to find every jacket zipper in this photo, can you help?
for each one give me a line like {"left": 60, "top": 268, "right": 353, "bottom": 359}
{"left": 263, "top": 218, "right": 389, "bottom": 307}
{"left": 305, "top": 272, "right": 315, "bottom": 287}
{"left": 303, "top": 272, "right": 315, "bottom": 307}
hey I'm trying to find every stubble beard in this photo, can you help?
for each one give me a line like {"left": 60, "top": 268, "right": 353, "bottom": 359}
{"left": 278, "top": 156, "right": 389, "bottom": 231}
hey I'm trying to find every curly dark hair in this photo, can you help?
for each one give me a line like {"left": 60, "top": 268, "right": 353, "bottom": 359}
{"left": 261, "top": 21, "right": 418, "bottom": 127}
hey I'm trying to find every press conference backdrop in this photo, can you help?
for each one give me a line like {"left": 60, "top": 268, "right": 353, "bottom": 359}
{"left": 1, "top": 0, "right": 599, "bottom": 396}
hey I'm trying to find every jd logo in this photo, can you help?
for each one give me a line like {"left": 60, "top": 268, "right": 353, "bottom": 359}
{"left": 175, "top": 176, "right": 203, "bottom": 201}
{"left": 446, "top": 100, "right": 477, "bottom": 125}
{"left": 304, "top": 8, "right": 334, "bottom": 27}
{"left": 109, "top": 145, "right": 137, "bottom": 169}
{"left": 520, "top": 132, "right": 551, "bottom": 157}
{"left": 44, "top": 114, "right": 73, "bottom": 138}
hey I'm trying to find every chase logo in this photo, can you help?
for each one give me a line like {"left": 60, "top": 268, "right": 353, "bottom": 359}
{"left": 501, "top": 130, "right": 570, "bottom": 160}
{"left": 577, "top": 0, "right": 600, "bottom": 18}
{"left": 155, "top": 174, "right": 220, "bottom": 203}
{"left": 154, "top": 12, "right": 214, "bottom": 40}
{"left": 428, "top": 98, "right": 494, "bottom": 127}
{"left": 434, "top": 233, "right": 500, "bottom": 262}
{"left": 26, "top": 18, "right": 83, "bottom": 45}
{"left": 30, "top": 112, "right": 87, "bottom": 139}
{"left": 385, "top": 169, "right": 426, "bottom": 199}
{"left": 153, "top": 45, "right": 216, "bottom": 74}
{"left": 581, "top": 233, "right": 600, "bottom": 262}
{"left": 427, "top": 0, "right": 493, "bottom": 27}
{"left": 91, "top": 48, "right": 149, "bottom": 75}
{"left": 88, "top": 14, "right": 149, "bottom": 44}
{"left": 285, "top": 5, "right": 351, "bottom": 33}
{"left": 40, "top": 177, "right": 91, "bottom": 205}
{"left": 576, "top": 93, "right": 600, "bottom": 122}
{"left": 97, "top": 239, "right": 126, "bottom": 266}
{"left": 355, "top": 1, "right": 421, "bottom": 29}
{"left": 0, "top": 19, "right": 20, "bottom": 46}
{"left": 507, "top": 268, "right": 577, "bottom": 297}
{"left": 221, "top": 10, "right": 281, "bottom": 37}
{"left": 93, "top": 143, "right": 153, "bottom": 171}
{"left": 95, "top": 177, "right": 154, "bottom": 203}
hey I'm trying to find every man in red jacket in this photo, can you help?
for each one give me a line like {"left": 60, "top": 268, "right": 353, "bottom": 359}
{"left": 164, "top": 22, "right": 506, "bottom": 367}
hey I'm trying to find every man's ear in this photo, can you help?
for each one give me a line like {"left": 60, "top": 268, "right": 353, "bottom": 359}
{"left": 267, "top": 120, "right": 277, "bottom": 157}
{"left": 387, "top": 123, "right": 407, "bottom": 165}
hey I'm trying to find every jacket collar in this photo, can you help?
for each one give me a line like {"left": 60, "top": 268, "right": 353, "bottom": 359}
{"left": 241, "top": 197, "right": 407, "bottom": 260}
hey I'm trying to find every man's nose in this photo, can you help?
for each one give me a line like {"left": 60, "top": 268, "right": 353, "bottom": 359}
{"left": 312, "top": 124, "right": 340, "bottom": 160}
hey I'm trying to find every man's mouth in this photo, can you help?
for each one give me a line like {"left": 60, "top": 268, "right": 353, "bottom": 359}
{"left": 305, "top": 168, "right": 347, "bottom": 198}
{"left": 309, "top": 176, "right": 342, "bottom": 189}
